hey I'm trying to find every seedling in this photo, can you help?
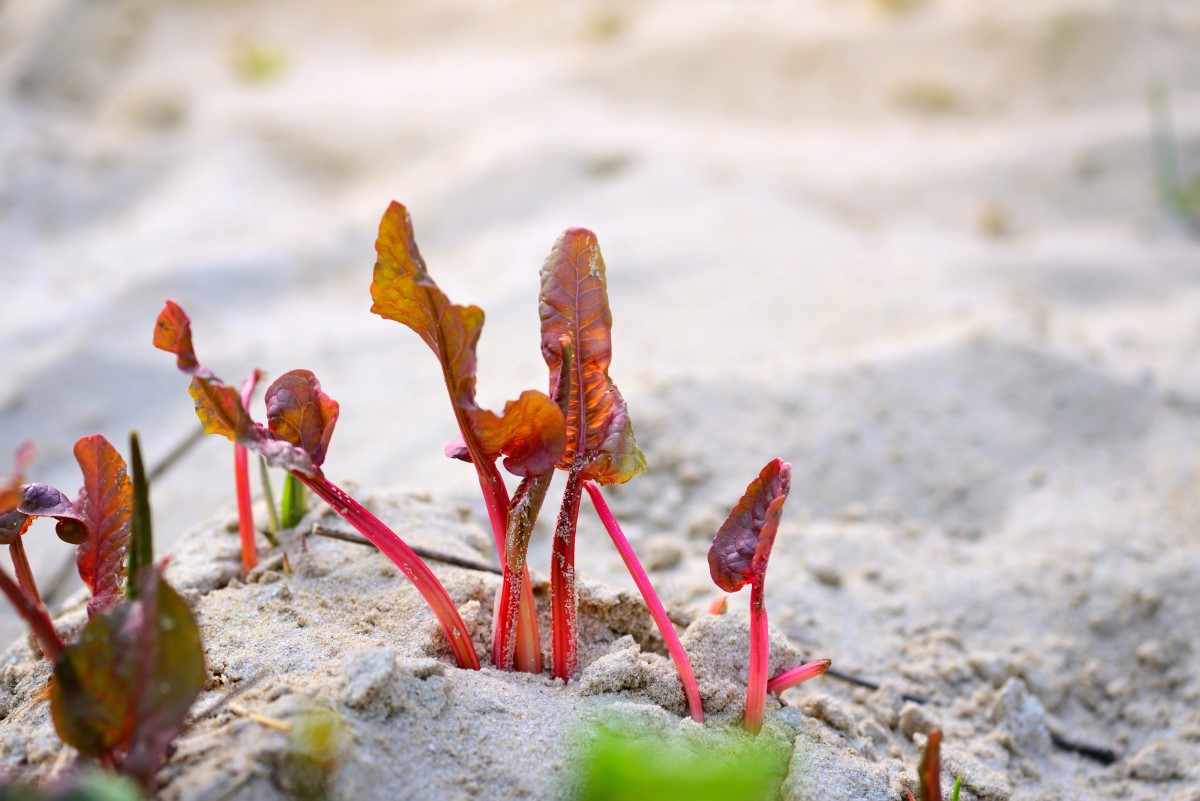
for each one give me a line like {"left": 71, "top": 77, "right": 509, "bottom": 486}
{"left": 370, "top": 203, "right": 564, "bottom": 673}
{"left": 154, "top": 301, "right": 481, "bottom": 670}
{"left": 707, "top": 459, "right": 792, "bottom": 734}
{"left": 0, "top": 435, "right": 206, "bottom": 794}
{"left": 369, "top": 205, "right": 704, "bottom": 720}
{"left": 905, "top": 729, "right": 961, "bottom": 801}
{"left": 153, "top": 300, "right": 261, "bottom": 578}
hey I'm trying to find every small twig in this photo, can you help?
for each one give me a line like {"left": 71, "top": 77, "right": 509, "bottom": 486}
{"left": 816, "top": 664, "right": 929, "bottom": 705}
{"left": 148, "top": 426, "right": 206, "bottom": 483}
{"left": 309, "top": 524, "right": 502, "bottom": 575}
{"left": 1050, "top": 730, "right": 1119, "bottom": 765}
{"left": 228, "top": 702, "right": 293, "bottom": 732}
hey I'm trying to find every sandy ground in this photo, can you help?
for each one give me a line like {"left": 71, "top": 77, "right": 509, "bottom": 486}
{"left": 3, "top": 0, "right": 1200, "bottom": 798}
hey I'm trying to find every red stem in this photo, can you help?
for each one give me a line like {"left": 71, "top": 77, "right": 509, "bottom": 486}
{"left": 9, "top": 538, "right": 43, "bottom": 609}
{"left": 297, "top": 472, "right": 480, "bottom": 670}
{"left": 234, "top": 445, "right": 257, "bottom": 579}
{"left": 766, "top": 659, "right": 831, "bottom": 694}
{"left": 0, "top": 565, "right": 63, "bottom": 661}
{"left": 476, "top": 460, "right": 541, "bottom": 673}
{"left": 745, "top": 579, "right": 768, "bottom": 734}
{"left": 585, "top": 482, "right": 704, "bottom": 722}
{"left": 550, "top": 468, "right": 583, "bottom": 681}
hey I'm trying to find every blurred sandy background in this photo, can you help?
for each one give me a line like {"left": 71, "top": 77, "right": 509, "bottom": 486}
{"left": 3, "top": 2, "right": 1200, "bottom": 792}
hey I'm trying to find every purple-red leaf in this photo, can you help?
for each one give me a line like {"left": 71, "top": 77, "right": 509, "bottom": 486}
{"left": 73, "top": 435, "right": 132, "bottom": 618}
{"left": 16, "top": 483, "right": 88, "bottom": 545}
{"left": 468, "top": 390, "right": 565, "bottom": 477}
{"left": 708, "top": 459, "right": 792, "bottom": 593}
{"left": 539, "top": 228, "right": 646, "bottom": 485}
{"left": 265, "top": 370, "right": 339, "bottom": 469}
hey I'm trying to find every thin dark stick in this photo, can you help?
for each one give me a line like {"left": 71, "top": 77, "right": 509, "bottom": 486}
{"left": 148, "top": 426, "right": 206, "bottom": 483}
{"left": 1050, "top": 730, "right": 1119, "bottom": 765}
{"left": 309, "top": 524, "right": 502, "bottom": 575}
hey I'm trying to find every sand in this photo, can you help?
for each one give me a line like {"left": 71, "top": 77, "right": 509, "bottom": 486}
{"left": 3, "top": 0, "right": 1200, "bottom": 797}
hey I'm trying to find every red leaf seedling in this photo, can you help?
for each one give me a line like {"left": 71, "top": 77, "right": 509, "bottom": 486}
{"left": 155, "top": 300, "right": 482, "bottom": 670}
{"left": 154, "top": 299, "right": 263, "bottom": 579}
{"left": 538, "top": 227, "right": 703, "bottom": 721}
{"left": 905, "top": 728, "right": 961, "bottom": 801}
{"left": 370, "top": 202, "right": 564, "bottom": 674}
{"left": 766, "top": 659, "right": 832, "bottom": 694}
{"left": 708, "top": 458, "right": 801, "bottom": 733}
{"left": 0, "top": 434, "right": 207, "bottom": 794}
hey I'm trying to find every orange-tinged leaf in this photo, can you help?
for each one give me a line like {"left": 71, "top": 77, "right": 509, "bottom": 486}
{"left": 708, "top": 459, "right": 792, "bottom": 592}
{"left": 539, "top": 228, "right": 646, "bottom": 484}
{"left": 370, "top": 201, "right": 485, "bottom": 411}
{"left": 73, "top": 435, "right": 132, "bottom": 618}
{"left": 265, "top": 370, "right": 339, "bottom": 469}
{"left": 469, "top": 390, "right": 566, "bottom": 477}
{"left": 153, "top": 300, "right": 209, "bottom": 378}
{"left": 189, "top": 376, "right": 256, "bottom": 442}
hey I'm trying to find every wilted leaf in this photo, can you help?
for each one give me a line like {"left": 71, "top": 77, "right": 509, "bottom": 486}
{"left": 16, "top": 483, "right": 88, "bottom": 545}
{"left": 708, "top": 459, "right": 792, "bottom": 593}
{"left": 539, "top": 228, "right": 646, "bottom": 484}
{"left": 152, "top": 300, "right": 208, "bottom": 377}
{"left": 51, "top": 569, "right": 205, "bottom": 791}
{"left": 265, "top": 370, "right": 339, "bottom": 469}
{"left": 370, "top": 201, "right": 484, "bottom": 411}
{"left": 74, "top": 436, "right": 132, "bottom": 617}
{"left": 469, "top": 390, "right": 565, "bottom": 477}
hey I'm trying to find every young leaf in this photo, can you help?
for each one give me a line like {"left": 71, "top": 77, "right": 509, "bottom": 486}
{"left": 152, "top": 299, "right": 209, "bottom": 377}
{"left": 539, "top": 228, "right": 646, "bottom": 484}
{"left": 51, "top": 568, "right": 205, "bottom": 791}
{"left": 127, "top": 432, "right": 153, "bottom": 592}
{"left": 265, "top": 370, "right": 339, "bottom": 468}
{"left": 469, "top": 390, "right": 565, "bottom": 477}
{"left": 707, "top": 459, "right": 793, "bottom": 734}
{"left": 918, "top": 729, "right": 943, "bottom": 801}
{"left": 708, "top": 460, "right": 792, "bottom": 593}
{"left": 0, "top": 440, "right": 35, "bottom": 510}
{"left": 15, "top": 484, "right": 87, "bottom": 544}
{"left": 73, "top": 435, "right": 132, "bottom": 618}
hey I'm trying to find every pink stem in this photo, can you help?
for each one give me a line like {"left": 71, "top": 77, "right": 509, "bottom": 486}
{"left": 9, "top": 538, "right": 43, "bottom": 609}
{"left": 550, "top": 469, "right": 583, "bottom": 681}
{"left": 234, "top": 445, "right": 257, "bottom": 578}
{"left": 585, "top": 482, "right": 704, "bottom": 722}
{"left": 767, "top": 659, "right": 832, "bottom": 694}
{"left": 745, "top": 579, "right": 768, "bottom": 734}
{"left": 297, "top": 473, "right": 480, "bottom": 670}
{"left": 708, "top": 595, "right": 728, "bottom": 615}
{"left": 0, "top": 565, "right": 63, "bottom": 661}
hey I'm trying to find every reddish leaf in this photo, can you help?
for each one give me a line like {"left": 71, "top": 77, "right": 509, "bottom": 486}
{"left": 918, "top": 729, "right": 943, "bottom": 801}
{"left": 16, "top": 483, "right": 88, "bottom": 545}
{"left": 370, "top": 201, "right": 484, "bottom": 413}
{"left": 51, "top": 568, "right": 205, "bottom": 791}
{"left": 0, "top": 511, "right": 32, "bottom": 545}
{"left": 469, "top": 390, "right": 565, "bottom": 477}
{"left": 73, "top": 435, "right": 132, "bottom": 618}
{"left": 370, "top": 202, "right": 564, "bottom": 477}
{"left": 265, "top": 370, "right": 339, "bottom": 469}
{"left": 153, "top": 300, "right": 209, "bottom": 377}
{"left": 708, "top": 459, "right": 792, "bottom": 593}
{"left": 539, "top": 228, "right": 645, "bottom": 485}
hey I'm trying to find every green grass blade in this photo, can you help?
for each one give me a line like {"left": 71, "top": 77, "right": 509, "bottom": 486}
{"left": 127, "top": 431, "right": 154, "bottom": 597}
{"left": 258, "top": 456, "right": 281, "bottom": 546}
